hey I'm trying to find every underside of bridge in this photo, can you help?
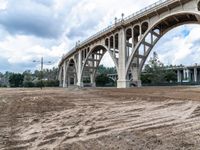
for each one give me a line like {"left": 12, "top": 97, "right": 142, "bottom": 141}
{"left": 126, "top": 12, "right": 200, "bottom": 80}
{"left": 81, "top": 45, "right": 107, "bottom": 87}
{"left": 59, "top": 0, "right": 200, "bottom": 88}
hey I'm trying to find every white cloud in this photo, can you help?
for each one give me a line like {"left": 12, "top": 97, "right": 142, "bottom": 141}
{"left": 0, "top": 0, "right": 200, "bottom": 73}
{"left": 0, "top": 0, "right": 7, "bottom": 10}
{"left": 153, "top": 25, "right": 200, "bottom": 66}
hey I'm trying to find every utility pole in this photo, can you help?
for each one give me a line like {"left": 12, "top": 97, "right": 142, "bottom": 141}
{"left": 40, "top": 57, "right": 43, "bottom": 90}
{"left": 33, "top": 57, "right": 51, "bottom": 90}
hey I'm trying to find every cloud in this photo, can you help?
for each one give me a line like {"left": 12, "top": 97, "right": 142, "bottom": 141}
{"left": 0, "top": 0, "right": 200, "bottom": 73}
{"left": 0, "top": 0, "right": 7, "bottom": 10}
{"left": 153, "top": 25, "right": 200, "bottom": 66}
{"left": 0, "top": 0, "right": 65, "bottom": 39}
{"left": 33, "top": 0, "right": 54, "bottom": 6}
{"left": 0, "top": 34, "right": 68, "bottom": 72}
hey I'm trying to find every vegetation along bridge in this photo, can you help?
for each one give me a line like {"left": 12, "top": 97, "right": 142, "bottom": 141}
{"left": 58, "top": 0, "right": 200, "bottom": 88}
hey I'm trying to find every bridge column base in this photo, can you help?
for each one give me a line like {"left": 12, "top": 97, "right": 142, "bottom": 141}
{"left": 91, "top": 82, "right": 96, "bottom": 87}
{"left": 59, "top": 83, "right": 63, "bottom": 87}
{"left": 117, "top": 80, "right": 130, "bottom": 88}
{"left": 132, "top": 80, "right": 142, "bottom": 87}
{"left": 63, "top": 83, "right": 68, "bottom": 88}
{"left": 77, "top": 82, "right": 84, "bottom": 87}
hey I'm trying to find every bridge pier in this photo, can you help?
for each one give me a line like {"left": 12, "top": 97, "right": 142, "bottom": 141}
{"left": 77, "top": 51, "right": 83, "bottom": 87}
{"left": 62, "top": 61, "right": 68, "bottom": 88}
{"left": 117, "top": 80, "right": 130, "bottom": 88}
{"left": 90, "top": 73, "right": 96, "bottom": 87}
{"left": 117, "top": 28, "right": 130, "bottom": 88}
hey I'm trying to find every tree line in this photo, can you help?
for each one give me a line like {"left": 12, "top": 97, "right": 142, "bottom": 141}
{"left": 0, "top": 67, "right": 59, "bottom": 88}
{"left": 0, "top": 52, "right": 180, "bottom": 88}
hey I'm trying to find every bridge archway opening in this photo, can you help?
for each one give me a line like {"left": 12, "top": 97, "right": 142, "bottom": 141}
{"left": 133, "top": 25, "right": 140, "bottom": 47}
{"left": 126, "top": 12, "right": 200, "bottom": 86}
{"left": 126, "top": 28, "right": 133, "bottom": 58}
{"left": 110, "top": 36, "right": 114, "bottom": 50}
{"left": 105, "top": 38, "right": 109, "bottom": 47}
{"left": 141, "top": 22, "right": 149, "bottom": 34}
{"left": 198, "top": 1, "right": 200, "bottom": 11}
{"left": 81, "top": 45, "right": 116, "bottom": 87}
{"left": 142, "top": 24, "right": 200, "bottom": 85}
{"left": 66, "top": 59, "right": 77, "bottom": 86}
{"left": 114, "top": 33, "right": 119, "bottom": 59}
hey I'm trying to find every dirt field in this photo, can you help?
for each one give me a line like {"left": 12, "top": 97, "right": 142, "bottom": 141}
{"left": 1, "top": 86, "right": 200, "bottom": 150}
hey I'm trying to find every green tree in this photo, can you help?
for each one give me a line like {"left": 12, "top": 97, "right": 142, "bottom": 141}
{"left": 97, "top": 65, "right": 117, "bottom": 75}
{"left": 23, "top": 70, "right": 33, "bottom": 82}
{"left": 143, "top": 52, "right": 165, "bottom": 84}
{"left": 141, "top": 52, "right": 177, "bottom": 85}
{"left": 9, "top": 73, "right": 24, "bottom": 87}
{"left": 164, "top": 69, "right": 177, "bottom": 83}
{"left": 43, "top": 67, "right": 58, "bottom": 80}
{"left": 96, "top": 74, "right": 114, "bottom": 87}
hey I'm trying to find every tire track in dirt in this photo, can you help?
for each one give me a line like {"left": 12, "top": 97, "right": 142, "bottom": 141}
{"left": 1, "top": 87, "right": 200, "bottom": 149}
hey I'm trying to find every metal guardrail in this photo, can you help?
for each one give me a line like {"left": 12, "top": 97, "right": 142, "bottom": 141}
{"left": 60, "top": 0, "right": 177, "bottom": 65}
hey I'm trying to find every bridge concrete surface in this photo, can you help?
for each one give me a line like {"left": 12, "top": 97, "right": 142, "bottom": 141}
{"left": 58, "top": 0, "right": 200, "bottom": 88}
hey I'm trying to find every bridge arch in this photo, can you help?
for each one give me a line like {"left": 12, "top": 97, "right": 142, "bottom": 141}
{"left": 81, "top": 44, "right": 118, "bottom": 86}
{"left": 126, "top": 11, "right": 200, "bottom": 81}
{"left": 66, "top": 58, "right": 77, "bottom": 86}
{"left": 198, "top": 1, "right": 200, "bottom": 11}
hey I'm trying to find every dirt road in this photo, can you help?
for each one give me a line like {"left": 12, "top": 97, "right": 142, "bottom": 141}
{"left": 0, "top": 87, "right": 200, "bottom": 150}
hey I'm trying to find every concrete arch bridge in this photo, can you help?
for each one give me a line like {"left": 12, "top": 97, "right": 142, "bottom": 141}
{"left": 59, "top": 0, "right": 200, "bottom": 88}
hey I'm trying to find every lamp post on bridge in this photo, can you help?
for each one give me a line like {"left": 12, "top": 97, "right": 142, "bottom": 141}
{"left": 33, "top": 57, "right": 52, "bottom": 90}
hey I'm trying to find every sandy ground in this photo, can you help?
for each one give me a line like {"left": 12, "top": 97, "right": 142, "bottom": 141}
{"left": 1, "top": 86, "right": 200, "bottom": 150}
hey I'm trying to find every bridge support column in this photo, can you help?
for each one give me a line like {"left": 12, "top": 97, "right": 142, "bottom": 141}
{"left": 132, "top": 68, "right": 141, "bottom": 87}
{"left": 90, "top": 73, "right": 96, "bottom": 87}
{"left": 177, "top": 70, "right": 182, "bottom": 83}
{"left": 194, "top": 68, "right": 197, "bottom": 83}
{"left": 58, "top": 67, "right": 62, "bottom": 87}
{"left": 131, "top": 50, "right": 141, "bottom": 87}
{"left": 77, "top": 51, "right": 83, "bottom": 87}
{"left": 63, "top": 61, "right": 67, "bottom": 88}
{"left": 117, "top": 28, "right": 130, "bottom": 88}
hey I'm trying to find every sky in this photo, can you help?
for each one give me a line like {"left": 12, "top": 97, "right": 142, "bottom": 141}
{"left": 0, "top": 0, "right": 200, "bottom": 73}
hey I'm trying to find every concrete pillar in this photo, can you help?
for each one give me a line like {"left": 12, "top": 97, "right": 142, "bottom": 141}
{"left": 90, "top": 73, "right": 96, "bottom": 87}
{"left": 186, "top": 69, "right": 190, "bottom": 81}
{"left": 77, "top": 51, "right": 83, "bottom": 87}
{"left": 132, "top": 56, "right": 141, "bottom": 87}
{"left": 194, "top": 68, "right": 197, "bottom": 83}
{"left": 183, "top": 69, "right": 187, "bottom": 80}
{"left": 177, "top": 70, "right": 181, "bottom": 83}
{"left": 58, "top": 67, "right": 62, "bottom": 87}
{"left": 63, "top": 61, "right": 67, "bottom": 87}
{"left": 74, "top": 72, "right": 77, "bottom": 85}
{"left": 67, "top": 75, "right": 70, "bottom": 86}
{"left": 117, "top": 28, "right": 130, "bottom": 88}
